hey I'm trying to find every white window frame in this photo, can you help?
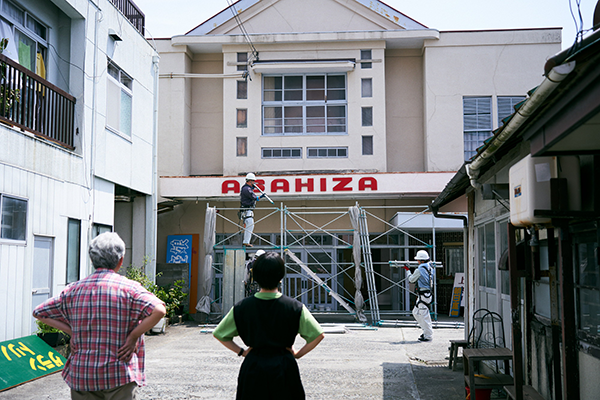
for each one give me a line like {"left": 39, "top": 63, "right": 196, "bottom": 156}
{"left": 463, "top": 96, "right": 492, "bottom": 161}
{"left": 497, "top": 96, "right": 526, "bottom": 126}
{"left": 0, "top": 193, "right": 27, "bottom": 243}
{"left": 262, "top": 74, "right": 347, "bottom": 136}
{"left": 106, "top": 59, "right": 133, "bottom": 138}
{"left": 1, "top": 0, "right": 49, "bottom": 76}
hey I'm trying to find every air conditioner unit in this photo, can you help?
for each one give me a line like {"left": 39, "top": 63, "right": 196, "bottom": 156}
{"left": 509, "top": 155, "right": 581, "bottom": 227}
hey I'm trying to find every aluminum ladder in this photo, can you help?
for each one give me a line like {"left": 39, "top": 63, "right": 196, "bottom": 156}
{"left": 358, "top": 207, "right": 380, "bottom": 324}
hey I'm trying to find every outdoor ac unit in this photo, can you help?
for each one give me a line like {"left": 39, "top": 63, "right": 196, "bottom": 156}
{"left": 509, "top": 155, "right": 581, "bottom": 227}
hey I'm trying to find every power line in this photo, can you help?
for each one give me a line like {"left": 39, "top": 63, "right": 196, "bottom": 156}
{"left": 226, "top": 0, "right": 259, "bottom": 66}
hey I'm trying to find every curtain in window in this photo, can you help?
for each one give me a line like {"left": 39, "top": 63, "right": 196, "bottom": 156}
{"left": 0, "top": 20, "right": 18, "bottom": 62}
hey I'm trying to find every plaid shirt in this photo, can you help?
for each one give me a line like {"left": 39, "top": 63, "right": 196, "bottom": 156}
{"left": 33, "top": 268, "right": 164, "bottom": 391}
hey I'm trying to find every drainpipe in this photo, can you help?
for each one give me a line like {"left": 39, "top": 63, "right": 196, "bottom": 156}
{"left": 148, "top": 53, "right": 160, "bottom": 281}
{"left": 465, "top": 61, "right": 576, "bottom": 189}
{"left": 430, "top": 205, "right": 469, "bottom": 336}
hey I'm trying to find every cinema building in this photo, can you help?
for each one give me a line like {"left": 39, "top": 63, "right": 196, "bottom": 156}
{"left": 154, "top": 0, "right": 561, "bottom": 321}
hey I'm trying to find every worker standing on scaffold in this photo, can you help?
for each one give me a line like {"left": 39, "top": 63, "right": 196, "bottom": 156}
{"left": 240, "top": 173, "right": 265, "bottom": 247}
{"left": 402, "top": 250, "right": 434, "bottom": 342}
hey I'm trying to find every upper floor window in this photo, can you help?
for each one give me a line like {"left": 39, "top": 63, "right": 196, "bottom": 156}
{"left": 361, "top": 78, "right": 372, "bottom": 98}
{"left": 307, "top": 147, "right": 347, "bottom": 158}
{"left": 362, "top": 136, "right": 373, "bottom": 155}
{"left": 1, "top": 0, "right": 48, "bottom": 78}
{"left": 497, "top": 96, "right": 525, "bottom": 126}
{"left": 463, "top": 97, "right": 491, "bottom": 161}
{"left": 262, "top": 74, "right": 347, "bottom": 135}
{"left": 237, "top": 52, "right": 248, "bottom": 71}
{"left": 262, "top": 147, "right": 302, "bottom": 159}
{"left": 237, "top": 80, "right": 247, "bottom": 99}
{"left": 106, "top": 59, "right": 133, "bottom": 137}
{"left": 360, "top": 50, "right": 372, "bottom": 69}
{"left": 0, "top": 194, "right": 27, "bottom": 241}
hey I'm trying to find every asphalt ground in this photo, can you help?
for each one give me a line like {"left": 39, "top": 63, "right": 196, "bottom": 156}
{"left": 1, "top": 318, "right": 470, "bottom": 400}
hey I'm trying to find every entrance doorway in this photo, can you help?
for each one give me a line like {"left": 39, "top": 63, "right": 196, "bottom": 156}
{"left": 284, "top": 249, "right": 337, "bottom": 311}
{"left": 31, "top": 236, "right": 53, "bottom": 332}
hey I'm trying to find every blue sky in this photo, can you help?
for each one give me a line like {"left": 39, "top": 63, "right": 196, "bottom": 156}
{"left": 136, "top": 0, "right": 598, "bottom": 49}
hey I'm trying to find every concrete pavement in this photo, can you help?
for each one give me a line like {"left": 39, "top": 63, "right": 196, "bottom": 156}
{"left": 0, "top": 319, "right": 468, "bottom": 399}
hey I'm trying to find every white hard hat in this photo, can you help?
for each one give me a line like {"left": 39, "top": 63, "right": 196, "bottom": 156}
{"left": 245, "top": 172, "right": 256, "bottom": 181}
{"left": 414, "top": 250, "right": 430, "bottom": 261}
{"left": 255, "top": 250, "right": 265, "bottom": 257}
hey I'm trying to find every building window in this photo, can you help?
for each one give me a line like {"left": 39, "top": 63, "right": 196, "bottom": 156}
{"left": 1, "top": 0, "right": 48, "bottom": 77}
{"left": 66, "top": 219, "right": 81, "bottom": 284}
{"left": 237, "top": 137, "right": 247, "bottom": 156}
{"left": 362, "top": 136, "right": 373, "bottom": 155}
{"left": 236, "top": 108, "right": 247, "bottom": 128}
{"left": 497, "top": 96, "right": 525, "bottom": 126}
{"left": 92, "top": 224, "right": 112, "bottom": 238}
{"left": 262, "top": 147, "right": 302, "bottom": 159}
{"left": 237, "top": 52, "right": 247, "bottom": 71}
{"left": 361, "top": 78, "right": 372, "bottom": 98}
{"left": 362, "top": 107, "right": 373, "bottom": 127}
{"left": 237, "top": 80, "right": 247, "bottom": 99}
{"left": 106, "top": 59, "right": 133, "bottom": 137}
{"left": 262, "top": 74, "right": 347, "bottom": 135}
{"left": 463, "top": 97, "right": 492, "bottom": 160}
{"left": 477, "top": 221, "right": 496, "bottom": 289}
{"left": 307, "top": 147, "right": 347, "bottom": 158}
{"left": 360, "top": 49, "right": 372, "bottom": 69}
{"left": 573, "top": 226, "right": 600, "bottom": 343}
{"left": 0, "top": 194, "right": 27, "bottom": 241}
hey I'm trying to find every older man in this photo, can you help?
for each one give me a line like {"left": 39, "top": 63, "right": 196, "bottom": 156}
{"left": 33, "top": 232, "right": 166, "bottom": 400}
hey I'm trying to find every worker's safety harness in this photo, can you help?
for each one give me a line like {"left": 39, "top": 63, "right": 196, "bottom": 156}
{"left": 415, "top": 262, "right": 434, "bottom": 308}
{"left": 238, "top": 205, "right": 254, "bottom": 221}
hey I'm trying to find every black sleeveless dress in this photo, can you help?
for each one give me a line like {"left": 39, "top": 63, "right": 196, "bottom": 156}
{"left": 233, "top": 295, "right": 305, "bottom": 400}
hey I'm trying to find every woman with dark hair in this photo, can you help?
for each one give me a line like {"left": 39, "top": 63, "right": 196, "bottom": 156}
{"left": 213, "top": 252, "right": 324, "bottom": 399}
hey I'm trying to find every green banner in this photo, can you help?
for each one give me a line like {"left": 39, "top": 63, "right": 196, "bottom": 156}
{"left": 0, "top": 335, "right": 67, "bottom": 392}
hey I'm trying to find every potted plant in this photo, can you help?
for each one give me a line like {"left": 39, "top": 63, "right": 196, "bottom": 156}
{"left": 0, "top": 38, "right": 20, "bottom": 119}
{"left": 36, "top": 321, "right": 70, "bottom": 347}
{"left": 125, "top": 262, "right": 188, "bottom": 333}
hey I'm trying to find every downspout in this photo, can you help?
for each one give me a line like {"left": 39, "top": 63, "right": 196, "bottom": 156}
{"left": 148, "top": 53, "right": 160, "bottom": 281}
{"left": 465, "top": 61, "right": 576, "bottom": 189}
{"left": 430, "top": 205, "right": 469, "bottom": 336}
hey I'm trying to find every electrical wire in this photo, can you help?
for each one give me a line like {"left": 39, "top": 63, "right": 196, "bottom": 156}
{"left": 226, "top": 0, "right": 259, "bottom": 66}
{"left": 567, "top": 0, "right": 594, "bottom": 54}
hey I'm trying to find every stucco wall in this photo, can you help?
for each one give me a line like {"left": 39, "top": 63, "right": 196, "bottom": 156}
{"left": 191, "top": 53, "right": 224, "bottom": 176}
{"left": 385, "top": 48, "right": 424, "bottom": 172}
{"left": 157, "top": 41, "right": 193, "bottom": 177}
{"left": 423, "top": 29, "right": 561, "bottom": 172}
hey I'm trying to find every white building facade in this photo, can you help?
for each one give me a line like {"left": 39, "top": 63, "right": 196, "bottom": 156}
{"left": 0, "top": 0, "right": 158, "bottom": 341}
{"left": 155, "top": 0, "right": 561, "bottom": 319}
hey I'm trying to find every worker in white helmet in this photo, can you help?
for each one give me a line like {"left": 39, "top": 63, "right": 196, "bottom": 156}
{"left": 402, "top": 250, "right": 434, "bottom": 341}
{"left": 239, "top": 173, "right": 265, "bottom": 247}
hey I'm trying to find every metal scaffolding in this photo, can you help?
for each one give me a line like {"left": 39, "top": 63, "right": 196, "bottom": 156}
{"left": 201, "top": 202, "right": 455, "bottom": 326}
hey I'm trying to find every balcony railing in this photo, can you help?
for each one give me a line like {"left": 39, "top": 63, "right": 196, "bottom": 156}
{"left": 109, "top": 0, "right": 145, "bottom": 35}
{"left": 0, "top": 53, "right": 76, "bottom": 150}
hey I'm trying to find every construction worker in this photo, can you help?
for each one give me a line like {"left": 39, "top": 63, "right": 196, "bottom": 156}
{"left": 244, "top": 249, "right": 265, "bottom": 297}
{"left": 240, "top": 173, "right": 265, "bottom": 247}
{"left": 403, "top": 250, "right": 434, "bottom": 342}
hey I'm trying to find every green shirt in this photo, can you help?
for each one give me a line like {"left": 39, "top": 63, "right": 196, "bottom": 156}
{"left": 213, "top": 292, "right": 324, "bottom": 343}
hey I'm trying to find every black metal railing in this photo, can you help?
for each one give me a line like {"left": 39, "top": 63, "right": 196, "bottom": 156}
{"left": 0, "top": 53, "right": 76, "bottom": 150}
{"left": 109, "top": 0, "right": 145, "bottom": 35}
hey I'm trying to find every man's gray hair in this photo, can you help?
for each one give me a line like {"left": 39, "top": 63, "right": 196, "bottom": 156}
{"left": 89, "top": 232, "right": 126, "bottom": 269}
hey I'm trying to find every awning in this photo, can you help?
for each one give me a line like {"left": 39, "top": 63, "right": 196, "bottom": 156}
{"left": 252, "top": 60, "right": 355, "bottom": 74}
